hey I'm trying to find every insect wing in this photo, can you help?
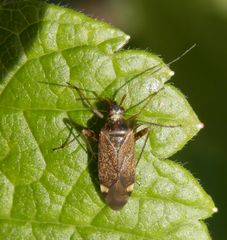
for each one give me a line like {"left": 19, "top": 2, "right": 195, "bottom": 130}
{"left": 117, "top": 130, "right": 135, "bottom": 190}
{"left": 98, "top": 131, "right": 118, "bottom": 188}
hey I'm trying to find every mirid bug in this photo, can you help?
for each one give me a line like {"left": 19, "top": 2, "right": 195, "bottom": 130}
{"left": 82, "top": 98, "right": 149, "bottom": 210}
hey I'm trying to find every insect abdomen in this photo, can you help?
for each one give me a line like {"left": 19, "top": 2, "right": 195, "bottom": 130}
{"left": 104, "top": 177, "right": 134, "bottom": 210}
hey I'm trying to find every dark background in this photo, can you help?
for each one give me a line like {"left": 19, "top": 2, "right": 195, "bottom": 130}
{"left": 52, "top": 0, "right": 226, "bottom": 239}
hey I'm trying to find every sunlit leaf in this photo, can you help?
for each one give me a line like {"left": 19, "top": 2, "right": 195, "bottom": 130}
{"left": 0, "top": 1, "right": 216, "bottom": 239}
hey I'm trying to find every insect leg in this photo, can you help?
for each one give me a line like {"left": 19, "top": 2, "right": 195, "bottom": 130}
{"left": 134, "top": 127, "right": 149, "bottom": 141}
{"left": 39, "top": 81, "right": 105, "bottom": 118}
{"left": 67, "top": 82, "right": 104, "bottom": 118}
{"left": 52, "top": 120, "right": 79, "bottom": 151}
{"left": 52, "top": 134, "right": 80, "bottom": 151}
{"left": 135, "top": 127, "right": 151, "bottom": 166}
{"left": 81, "top": 128, "right": 99, "bottom": 161}
{"left": 136, "top": 121, "right": 182, "bottom": 128}
{"left": 82, "top": 128, "right": 99, "bottom": 142}
{"left": 135, "top": 122, "right": 182, "bottom": 166}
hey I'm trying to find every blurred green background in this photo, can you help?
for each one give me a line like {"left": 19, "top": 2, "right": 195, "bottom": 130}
{"left": 54, "top": 0, "right": 226, "bottom": 239}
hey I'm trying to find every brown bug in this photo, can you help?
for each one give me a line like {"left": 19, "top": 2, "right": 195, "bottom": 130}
{"left": 82, "top": 98, "right": 149, "bottom": 210}
{"left": 52, "top": 82, "right": 153, "bottom": 210}
{"left": 52, "top": 77, "right": 181, "bottom": 210}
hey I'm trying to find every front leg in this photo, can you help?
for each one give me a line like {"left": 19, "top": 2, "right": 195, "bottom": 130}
{"left": 134, "top": 127, "right": 149, "bottom": 141}
{"left": 82, "top": 128, "right": 99, "bottom": 142}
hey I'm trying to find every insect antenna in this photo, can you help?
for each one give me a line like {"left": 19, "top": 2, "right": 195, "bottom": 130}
{"left": 112, "top": 64, "right": 161, "bottom": 100}
{"left": 130, "top": 45, "right": 197, "bottom": 123}
{"left": 125, "top": 87, "right": 164, "bottom": 121}
{"left": 167, "top": 44, "right": 196, "bottom": 66}
{"left": 119, "top": 94, "right": 127, "bottom": 106}
{"left": 113, "top": 44, "right": 196, "bottom": 102}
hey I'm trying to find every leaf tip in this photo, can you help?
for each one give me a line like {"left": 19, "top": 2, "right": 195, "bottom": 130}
{"left": 196, "top": 122, "right": 204, "bottom": 129}
{"left": 212, "top": 207, "right": 218, "bottom": 213}
{"left": 125, "top": 34, "right": 130, "bottom": 41}
{"left": 169, "top": 70, "right": 175, "bottom": 77}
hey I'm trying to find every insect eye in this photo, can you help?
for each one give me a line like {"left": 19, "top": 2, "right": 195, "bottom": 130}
{"left": 113, "top": 105, "right": 119, "bottom": 111}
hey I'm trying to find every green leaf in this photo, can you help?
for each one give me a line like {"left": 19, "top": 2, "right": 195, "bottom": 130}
{"left": 0, "top": 1, "right": 216, "bottom": 239}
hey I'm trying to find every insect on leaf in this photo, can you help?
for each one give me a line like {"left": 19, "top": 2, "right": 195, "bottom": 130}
{"left": 0, "top": 1, "right": 216, "bottom": 239}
